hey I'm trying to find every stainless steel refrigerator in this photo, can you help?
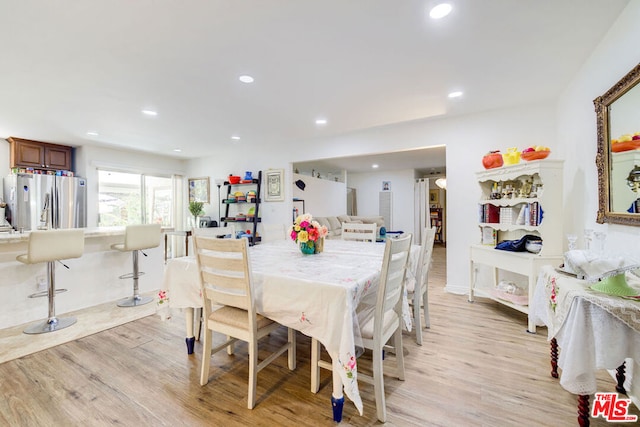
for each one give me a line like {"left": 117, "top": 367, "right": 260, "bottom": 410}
{"left": 3, "top": 173, "right": 87, "bottom": 231}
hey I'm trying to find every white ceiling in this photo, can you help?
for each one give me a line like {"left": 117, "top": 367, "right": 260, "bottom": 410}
{"left": 294, "top": 145, "right": 447, "bottom": 177}
{"left": 0, "top": 0, "right": 629, "bottom": 173}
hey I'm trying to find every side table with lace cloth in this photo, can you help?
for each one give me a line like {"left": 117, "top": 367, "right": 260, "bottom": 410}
{"left": 531, "top": 265, "right": 640, "bottom": 424}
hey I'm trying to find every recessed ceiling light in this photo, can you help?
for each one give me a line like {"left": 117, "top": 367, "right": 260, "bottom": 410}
{"left": 448, "top": 91, "right": 463, "bottom": 98}
{"left": 86, "top": 131, "right": 99, "bottom": 136}
{"left": 231, "top": 135, "right": 241, "bottom": 140}
{"left": 315, "top": 118, "right": 328, "bottom": 125}
{"left": 239, "top": 75, "right": 254, "bottom": 83}
{"left": 430, "top": 3, "right": 452, "bottom": 19}
{"left": 142, "top": 109, "right": 158, "bottom": 116}
{"left": 372, "top": 164, "right": 379, "bottom": 169}
{"left": 173, "top": 148, "right": 182, "bottom": 152}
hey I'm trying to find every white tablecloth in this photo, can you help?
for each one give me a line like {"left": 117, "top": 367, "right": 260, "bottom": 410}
{"left": 531, "top": 265, "right": 640, "bottom": 395}
{"left": 162, "top": 239, "right": 419, "bottom": 415}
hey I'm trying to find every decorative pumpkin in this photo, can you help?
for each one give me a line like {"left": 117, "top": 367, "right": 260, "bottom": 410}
{"left": 482, "top": 151, "right": 504, "bottom": 169}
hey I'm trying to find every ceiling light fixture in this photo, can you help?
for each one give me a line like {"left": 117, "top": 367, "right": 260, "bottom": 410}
{"left": 372, "top": 164, "right": 379, "bottom": 169}
{"left": 86, "top": 131, "right": 99, "bottom": 136}
{"left": 315, "top": 118, "right": 328, "bottom": 125}
{"left": 430, "top": 3, "right": 452, "bottom": 19}
{"left": 231, "top": 135, "right": 241, "bottom": 140}
{"left": 435, "top": 178, "right": 447, "bottom": 189}
{"left": 239, "top": 75, "right": 254, "bottom": 83}
{"left": 173, "top": 148, "right": 182, "bottom": 153}
{"left": 448, "top": 91, "right": 463, "bottom": 98}
{"left": 142, "top": 109, "right": 158, "bottom": 116}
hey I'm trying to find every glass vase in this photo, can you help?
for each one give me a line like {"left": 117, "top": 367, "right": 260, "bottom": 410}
{"left": 300, "top": 241, "right": 315, "bottom": 254}
{"left": 315, "top": 237, "right": 324, "bottom": 254}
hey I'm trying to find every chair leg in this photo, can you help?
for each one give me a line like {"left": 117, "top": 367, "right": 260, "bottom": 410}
{"left": 311, "top": 338, "right": 321, "bottom": 393}
{"left": 414, "top": 292, "right": 423, "bottom": 346}
{"left": 247, "top": 338, "right": 258, "bottom": 409}
{"left": 288, "top": 328, "right": 297, "bottom": 370}
{"left": 423, "top": 288, "right": 430, "bottom": 329}
{"left": 24, "top": 261, "right": 76, "bottom": 334}
{"left": 194, "top": 307, "right": 203, "bottom": 341}
{"left": 226, "top": 335, "right": 235, "bottom": 355}
{"left": 394, "top": 326, "right": 405, "bottom": 381}
{"left": 118, "top": 250, "right": 153, "bottom": 307}
{"left": 373, "top": 342, "right": 387, "bottom": 423}
{"left": 200, "top": 329, "right": 212, "bottom": 386}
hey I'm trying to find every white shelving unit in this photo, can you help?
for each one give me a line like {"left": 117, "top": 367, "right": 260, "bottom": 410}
{"left": 469, "top": 159, "right": 564, "bottom": 333}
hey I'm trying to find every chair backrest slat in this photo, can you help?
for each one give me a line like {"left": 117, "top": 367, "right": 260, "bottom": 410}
{"left": 193, "top": 232, "right": 254, "bottom": 314}
{"left": 341, "top": 222, "right": 377, "bottom": 242}
{"left": 415, "top": 227, "right": 436, "bottom": 295}
{"left": 376, "top": 234, "right": 412, "bottom": 326}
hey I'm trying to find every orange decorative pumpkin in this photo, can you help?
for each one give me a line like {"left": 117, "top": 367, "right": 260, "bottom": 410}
{"left": 482, "top": 151, "right": 504, "bottom": 169}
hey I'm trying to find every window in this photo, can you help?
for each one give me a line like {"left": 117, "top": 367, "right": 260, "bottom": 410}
{"left": 98, "top": 170, "right": 173, "bottom": 226}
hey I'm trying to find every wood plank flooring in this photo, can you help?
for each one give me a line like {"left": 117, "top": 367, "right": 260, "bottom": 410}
{"left": 1, "top": 244, "right": 638, "bottom": 426}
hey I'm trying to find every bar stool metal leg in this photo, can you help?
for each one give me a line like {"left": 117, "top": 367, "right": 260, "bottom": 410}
{"left": 117, "top": 250, "right": 153, "bottom": 307}
{"left": 24, "top": 261, "right": 77, "bottom": 334}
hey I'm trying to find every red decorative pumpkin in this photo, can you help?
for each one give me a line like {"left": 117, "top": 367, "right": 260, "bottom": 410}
{"left": 482, "top": 151, "right": 504, "bottom": 169}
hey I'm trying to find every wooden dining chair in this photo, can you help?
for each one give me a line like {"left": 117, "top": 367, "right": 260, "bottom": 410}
{"left": 408, "top": 227, "right": 436, "bottom": 345}
{"left": 193, "top": 235, "right": 296, "bottom": 409}
{"left": 310, "top": 233, "right": 412, "bottom": 422}
{"left": 341, "top": 222, "right": 377, "bottom": 242}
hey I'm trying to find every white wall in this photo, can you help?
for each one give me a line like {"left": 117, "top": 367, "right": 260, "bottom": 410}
{"left": 556, "top": 1, "right": 640, "bottom": 254}
{"left": 292, "top": 173, "right": 346, "bottom": 217}
{"left": 347, "top": 169, "right": 415, "bottom": 233}
{"left": 186, "top": 147, "right": 294, "bottom": 237}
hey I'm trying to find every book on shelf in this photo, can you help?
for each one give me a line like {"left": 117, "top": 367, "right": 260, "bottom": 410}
{"left": 481, "top": 226, "right": 497, "bottom": 246}
{"left": 486, "top": 204, "right": 500, "bottom": 223}
{"left": 499, "top": 207, "right": 515, "bottom": 225}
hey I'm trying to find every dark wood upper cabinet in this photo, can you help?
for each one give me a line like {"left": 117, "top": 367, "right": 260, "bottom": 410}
{"left": 7, "top": 137, "right": 72, "bottom": 171}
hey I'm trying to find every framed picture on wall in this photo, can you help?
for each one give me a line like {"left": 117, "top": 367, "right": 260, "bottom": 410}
{"left": 429, "top": 189, "right": 439, "bottom": 204}
{"left": 264, "top": 169, "right": 285, "bottom": 202}
{"left": 382, "top": 181, "right": 391, "bottom": 191}
{"left": 188, "top": 177, "right": 210, "bottom": 203}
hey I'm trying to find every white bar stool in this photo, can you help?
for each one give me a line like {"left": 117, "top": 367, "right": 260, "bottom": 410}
{"left": 111, "top": 224, "right": 161, "bottom": 307}
{"left": 17, "top": 229, "right": 85, "bottom": 334}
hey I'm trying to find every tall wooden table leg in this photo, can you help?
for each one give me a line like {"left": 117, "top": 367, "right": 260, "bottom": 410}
{"left": 550, "top": 338, "right": 558, "bottom": 378}
{"left": 578, "top": 395, "right": 590, "bottom": 427}
{"left": 616, "top": 361, "right": 627, "bottom": 394}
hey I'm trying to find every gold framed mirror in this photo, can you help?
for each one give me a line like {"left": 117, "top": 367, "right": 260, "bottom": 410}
{"left": 594, "top": 62, "right": 640, "bottom": 225}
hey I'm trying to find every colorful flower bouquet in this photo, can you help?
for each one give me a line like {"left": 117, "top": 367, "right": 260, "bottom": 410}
{"left": 288, "top": 213, "right": 329, "bottom": 254}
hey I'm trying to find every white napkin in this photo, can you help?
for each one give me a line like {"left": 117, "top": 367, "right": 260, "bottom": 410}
{"left": 564, "top": 250, "right": 640, "bottom": 282}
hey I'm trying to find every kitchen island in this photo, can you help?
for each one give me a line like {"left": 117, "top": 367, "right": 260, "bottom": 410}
{"left": 0, "top": 227, "right": 164, "bottom": 331}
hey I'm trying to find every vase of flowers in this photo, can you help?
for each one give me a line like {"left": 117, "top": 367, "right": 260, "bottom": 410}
{"left": 288, "top": 213, "right": 329, "bottom": 255}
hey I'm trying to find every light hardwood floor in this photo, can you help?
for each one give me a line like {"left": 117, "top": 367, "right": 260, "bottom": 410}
{"left": 1, "top": 245, "right": 637, "bottom": 426}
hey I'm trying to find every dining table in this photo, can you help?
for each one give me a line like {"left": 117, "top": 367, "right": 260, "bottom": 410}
{"left": 530, "top": 265, "right": 640, "bottom": 426}
{"left": 161, "top": 238, "right": 419, "bottom": 421}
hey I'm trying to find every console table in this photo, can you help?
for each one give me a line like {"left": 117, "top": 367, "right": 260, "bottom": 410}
{"left": 531, "top": 265, "right": 640, "bottom": 426}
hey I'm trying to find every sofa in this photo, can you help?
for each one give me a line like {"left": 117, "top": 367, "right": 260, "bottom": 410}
{"left": 314, "top": 215, "right": 386, "bottom": 239}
